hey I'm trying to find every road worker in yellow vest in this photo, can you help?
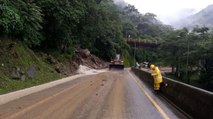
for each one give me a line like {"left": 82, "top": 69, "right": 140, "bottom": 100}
{"left": 150, "top": 64, "right": 163, "bottom": 91}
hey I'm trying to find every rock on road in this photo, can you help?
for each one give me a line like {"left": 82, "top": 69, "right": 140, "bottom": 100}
{"left": 0, "top": 69, "right": 188, "bottom": 119}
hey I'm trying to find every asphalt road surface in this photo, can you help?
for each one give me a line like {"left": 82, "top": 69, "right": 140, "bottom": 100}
{"left": 0, "top": 69, "right": 188, "bottom": 119}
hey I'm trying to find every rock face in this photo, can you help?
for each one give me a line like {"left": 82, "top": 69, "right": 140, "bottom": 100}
{"left": 11, "top": 67, "right": 26, "bottom": 81}
{"left": 42, "top": 48, "right": 106, "bottom": 76}
{"left": 46, "top": 55, "right": 58, "bottom": 64}
{"left": 78, "top": 49, "right": 91, "bottom": 58}
{"left": 44, "top": 55, "right": 79, "bottom": 76}
{"left": 27, "top": 67, "right": 37, "bottom": 78}
{"left": 11, "top": 66, "right": 37, "bottom": 81}
{"left": 74, "top": 49, "right": 107, "bottom": 69}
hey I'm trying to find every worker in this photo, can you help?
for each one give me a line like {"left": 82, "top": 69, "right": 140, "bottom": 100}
{"left": 150, "top": 64, "right": 163, "bottom": 92}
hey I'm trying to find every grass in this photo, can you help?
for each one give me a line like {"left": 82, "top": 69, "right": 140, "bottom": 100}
{"left": 123, "top": 49, "right": 134, "bottom": 67}
{"left": 0, "top": 39, "right": 61, "bottom": 94}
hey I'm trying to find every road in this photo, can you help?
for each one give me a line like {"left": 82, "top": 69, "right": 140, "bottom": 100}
{"left": 0, "top": 69, "right": 188, "bottom": 119}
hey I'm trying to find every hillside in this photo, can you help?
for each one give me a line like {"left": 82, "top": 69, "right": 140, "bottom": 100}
{"left": 0, "top": 0, "right": 183, "bottom": 94}
{"left": 0, "top": 39, "right": 106, "bottom": 94}
{"left": 0, "top": 39, "right": 60, "bottom": 94}
{"left": 174, "top": 4, "right": 213, "bottom": 29}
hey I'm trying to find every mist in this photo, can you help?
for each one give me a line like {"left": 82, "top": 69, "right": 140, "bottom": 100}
{"left": 123, "top": 0, "right": 213, "bottom": 27}
{"left": 159, "top": 8, "right": 198, "bottom": 25}
{"left": 112, "top": 0, "right": 197, "bottom": 25}
{"left": 113, "top": 0, "right": 127, "bottom": 7}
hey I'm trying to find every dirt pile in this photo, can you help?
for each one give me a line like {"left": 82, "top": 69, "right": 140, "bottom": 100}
{"left": 44, "top": 54, "right": 78, "bottom": 76}
{"left": 74, "top": 49, "right": 107, "bottom": 69}
{"left": 44, "top": 49, "right": 107, "bottom": 76}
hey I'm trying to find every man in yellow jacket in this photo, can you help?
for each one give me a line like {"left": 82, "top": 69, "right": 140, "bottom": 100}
{"left": 150, "top": 64, "right": 163, "bottom": 91}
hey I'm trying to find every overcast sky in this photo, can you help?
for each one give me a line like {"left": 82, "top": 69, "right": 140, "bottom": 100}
{"left": 123, "top": 0, "right": 213, "bottom": 24}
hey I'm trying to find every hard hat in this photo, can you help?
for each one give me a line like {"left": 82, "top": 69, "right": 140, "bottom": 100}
{"left": 150, "top": 64, "right": 155, "bottom": 69}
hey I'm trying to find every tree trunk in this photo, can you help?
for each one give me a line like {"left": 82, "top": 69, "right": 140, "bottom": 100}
{"left": 171, "top": 64, "right": 175, "bottom": 74}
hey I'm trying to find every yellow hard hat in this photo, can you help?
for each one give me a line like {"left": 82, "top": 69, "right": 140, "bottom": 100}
{"left": 150, "top": 64, "right": 155, "bottom": 69}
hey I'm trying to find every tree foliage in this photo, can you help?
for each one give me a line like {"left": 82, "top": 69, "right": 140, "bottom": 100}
{"left": 0, "top": 0, "right": 43, "bottom": 46}
{"left": 0, "top": 0, "right": 22, "bottom": 36}
{"left": 1, "top": 0, "right": 213, "bottom": 91}
{"left": 35, "top": 0, "right": 85, "bottom": 50}
{"left": 160, "top": 26, "right": 213, "bottom": 91}
{"left": 0, "top": 0, "right": 170, "bottom": 58}
{"left": 14, "top": 0, "right": 43, "bottom": 46}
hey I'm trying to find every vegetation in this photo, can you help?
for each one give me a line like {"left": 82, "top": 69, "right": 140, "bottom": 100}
{"left": 0, "top": 0, "right": 212, "bottom": 92}
{"left": 159, "top": 26, "right": 213, "bottom": 91}
{"left": 0, "top": 39, "right": 60, "bottom": 94}
{"left": 0, "top": 0, "right": 170, "bottom": 59}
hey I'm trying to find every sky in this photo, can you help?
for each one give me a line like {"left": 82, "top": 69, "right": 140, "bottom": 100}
{"left": 123, "top": 0, "right": 213, "bottom": 24}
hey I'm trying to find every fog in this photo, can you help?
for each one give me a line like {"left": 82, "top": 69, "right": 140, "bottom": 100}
{"left": 121, "top": 0, "right": 213, "bottom": 25}
{"left": 113, "top": 0, "right": 124, "bottom": 4}
{"left": 160, "top": 8, "right": 198, "bottom": 25}
{"left": 113, "top": 0, "right": 127, "bottom": 7}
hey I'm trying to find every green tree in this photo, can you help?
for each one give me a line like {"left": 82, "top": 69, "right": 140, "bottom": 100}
{"left": 160, "top": 28, "right": 189, "bottom": 80}
{"left": 0, "top": 0, "right": 22, "bottom": 36}
{"left": 78, "top": 0, "right": 124, "bottom": 60}
{"left": 35, "top": 0, "right": 85, "bottom": 51}
{"left": 12, "top": 0, "right": 43, "bottom": 46}
{"left": 192, "top": 26, "right": 213, "bottom": 91}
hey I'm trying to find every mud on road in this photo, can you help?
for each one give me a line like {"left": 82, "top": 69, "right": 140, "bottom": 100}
{"left": 0, "top": 70, "right": 187, "bottom": 119}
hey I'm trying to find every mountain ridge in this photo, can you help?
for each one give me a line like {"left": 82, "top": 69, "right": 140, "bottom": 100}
{"left": 173, "top": 4, "right": 213, "bottom": 29}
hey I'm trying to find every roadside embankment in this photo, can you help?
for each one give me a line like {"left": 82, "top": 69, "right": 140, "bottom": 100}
{"left": 0, "top": 39, "right": 106, "bottom": 94}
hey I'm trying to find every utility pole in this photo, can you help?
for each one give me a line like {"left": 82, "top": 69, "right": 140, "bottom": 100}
{"left": 129, "top": 35, "right": 136, "bottom": 67}
{"left": 134, "top": 39, "right": 136, "bottom": 67}
{"left": 186, "top": 36, "right": 189, "bottom": 83}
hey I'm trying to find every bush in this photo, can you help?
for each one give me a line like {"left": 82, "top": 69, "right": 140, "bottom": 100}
{"left": 0, "top": 1, "right": 22, "bottom": 36}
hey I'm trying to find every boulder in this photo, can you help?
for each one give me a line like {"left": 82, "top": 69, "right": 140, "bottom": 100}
{"left": 79, "top": 49, "right": 90, "bottom": 58}
{"left": 27, "top": 66, "right": 37, "bottom": 78}
{"left": 46, "top": 55, "right": 57, "bottom": 64}
{"left": 11, "top": 67, "right": 25, "bottom": 80}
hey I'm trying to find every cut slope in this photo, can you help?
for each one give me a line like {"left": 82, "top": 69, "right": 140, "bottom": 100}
{"left": 0, "top": 39, "right": 60, "bottom": 94}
